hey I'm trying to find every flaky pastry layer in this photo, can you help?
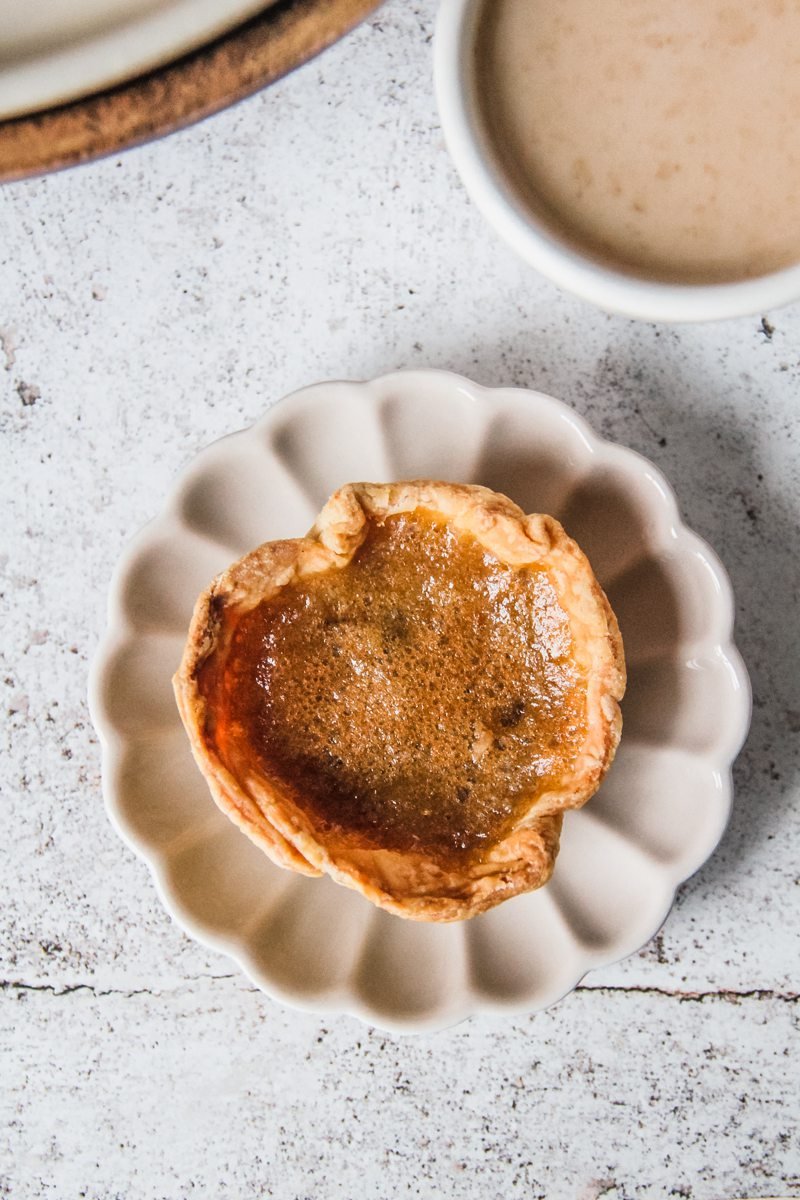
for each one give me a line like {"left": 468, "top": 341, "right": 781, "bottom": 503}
{"left": 173, "top": 481, "right": 625, "bottom": 921}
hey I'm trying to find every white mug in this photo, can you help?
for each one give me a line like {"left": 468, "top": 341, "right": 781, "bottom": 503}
{"left": 435, "top": 0, "right": 800, "bottom": 322}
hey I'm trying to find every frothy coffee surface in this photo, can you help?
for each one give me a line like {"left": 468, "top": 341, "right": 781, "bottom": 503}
{"left": 209, "top": 511, "right": 586, "bottom": 856}
{"left": 480, "top": 0, "right": 800, "bottom": 282}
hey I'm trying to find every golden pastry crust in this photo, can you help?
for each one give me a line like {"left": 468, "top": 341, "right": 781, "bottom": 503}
{"left": 173, "top": 481, "right": 625, "bottom": 921}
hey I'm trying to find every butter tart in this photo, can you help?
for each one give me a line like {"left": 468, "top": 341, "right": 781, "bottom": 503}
{"left": 174, "top": 481, "right": 625, "bottom": 921}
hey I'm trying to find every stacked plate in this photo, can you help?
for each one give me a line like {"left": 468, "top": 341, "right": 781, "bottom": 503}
{"left": 0, "top": 0, "right": 381, "bottom": 180}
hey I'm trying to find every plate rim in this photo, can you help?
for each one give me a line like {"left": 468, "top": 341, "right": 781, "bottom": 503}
{"left": 0, "top": 0, "right": 383, "bottom": 183}
{"left": 88, "top": 368, "right": 752, "bottom": 1033}
{"left": 0, "top": 0, "right": 279, "bottom": 123}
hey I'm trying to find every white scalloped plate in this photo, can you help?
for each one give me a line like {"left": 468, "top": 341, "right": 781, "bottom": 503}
{"left": 89, "top": 370, "right": 751, "bottom": 1032}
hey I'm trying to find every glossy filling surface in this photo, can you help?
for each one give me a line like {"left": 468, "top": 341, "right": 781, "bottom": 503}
{"left": 207, "top": 512, "right": 587, "bottom": 856}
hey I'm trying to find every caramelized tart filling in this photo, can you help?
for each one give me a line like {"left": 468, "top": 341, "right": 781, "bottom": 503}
{"left": 203, "top": 511, "right": 587, "bottom": 856}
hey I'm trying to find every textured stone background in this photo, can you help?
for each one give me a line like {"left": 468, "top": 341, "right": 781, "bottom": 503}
{"left": 1, "top": 3, "right": 798, "bottom": 1197}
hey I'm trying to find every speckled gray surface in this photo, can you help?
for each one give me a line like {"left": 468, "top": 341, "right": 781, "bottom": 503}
{"left": 0, "top": 3, "right": 798, "bottom": 1197}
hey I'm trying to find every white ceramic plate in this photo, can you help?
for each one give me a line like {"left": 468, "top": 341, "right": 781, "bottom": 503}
{"left": 89, "top": 370, "right": 750, "bottom": 1033}
{"left": 0, "top": 0, "right": 274, "bottom": 120}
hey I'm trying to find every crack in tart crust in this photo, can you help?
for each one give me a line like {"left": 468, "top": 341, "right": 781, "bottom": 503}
{"left": 174, "top": 481, "right": 625, "bottom": 922}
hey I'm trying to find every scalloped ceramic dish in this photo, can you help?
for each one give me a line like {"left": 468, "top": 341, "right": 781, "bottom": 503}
{"left": 89, "top": 370, "right": 750, "bottom": 1032}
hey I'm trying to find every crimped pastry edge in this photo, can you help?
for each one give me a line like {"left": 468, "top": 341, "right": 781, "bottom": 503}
{"left": 173, "top": 480, "right": 625, "bottom": 922}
